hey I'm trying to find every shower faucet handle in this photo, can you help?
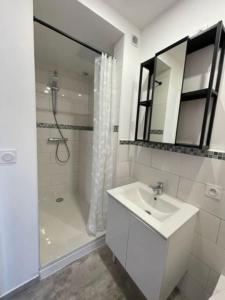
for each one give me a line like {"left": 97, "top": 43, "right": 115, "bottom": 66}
{"left": 48, "top": 137, "right": 68, "bottom": 143}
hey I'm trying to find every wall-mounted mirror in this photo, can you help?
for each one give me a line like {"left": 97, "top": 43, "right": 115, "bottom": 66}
{"left": 149, "top": 38, "right": 188, "bottom": 143}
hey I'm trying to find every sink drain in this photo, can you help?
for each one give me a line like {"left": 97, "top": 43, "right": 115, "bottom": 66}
{"left": 56, "top": 197, "right": 64, "bottom": 203}
{"left": 145, "top": 210, "right": 151, "bottom": 215}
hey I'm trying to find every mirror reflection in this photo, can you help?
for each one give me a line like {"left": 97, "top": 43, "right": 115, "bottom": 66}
{"left": 150, "top": 40, "right": 187, "bottom": 143}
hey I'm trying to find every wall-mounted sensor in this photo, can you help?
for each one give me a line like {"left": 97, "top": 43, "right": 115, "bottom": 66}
{"left": 0, "top": 150, "right": 17, "bottom": 164}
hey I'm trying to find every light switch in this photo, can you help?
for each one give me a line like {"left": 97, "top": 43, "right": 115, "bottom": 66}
{"left": 0, "top": 149, "right": 17, "bottom": 164}
{"left": 205, "top": 184, "right": 223, "bottom": 201}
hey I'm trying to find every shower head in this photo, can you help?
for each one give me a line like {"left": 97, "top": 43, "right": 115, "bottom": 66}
{"left": 48, "top": 70, "right": 59, "bottom": 91}
{"left": 48, "top": 70, "right": 59, "bottom": 114}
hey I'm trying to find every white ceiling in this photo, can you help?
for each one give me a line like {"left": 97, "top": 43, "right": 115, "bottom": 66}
{"left": 33, "top": 0, "right": 123, "bottom": 77}
{"left": 34, "top": 22, "right": 97, "bottom": 77}
{"left": 34, "top": 0, "right": 123, "bottom": 54}
{"left": 102, "top": 0, "right": 180, "bottom": 29}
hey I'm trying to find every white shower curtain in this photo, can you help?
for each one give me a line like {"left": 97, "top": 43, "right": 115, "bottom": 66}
{"left": 87, "top": 53, "right": 117, "bottom": 235}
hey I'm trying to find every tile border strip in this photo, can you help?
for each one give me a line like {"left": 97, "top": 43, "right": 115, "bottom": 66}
{"left": 150, "top": 129, "right": 163, "bottom": 135}
{"left": 120, "top": 140, "right": 225, "bottom": 160}
{"left": 37, "top": 122, "right": 93, "bottom": 131}
{"left": 37, "top": 122, "right": 119, "bottom": 132}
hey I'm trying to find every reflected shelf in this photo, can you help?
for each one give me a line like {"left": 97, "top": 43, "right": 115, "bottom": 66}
{"left": 181, "top": 88, "right": 218, "bottom": 101}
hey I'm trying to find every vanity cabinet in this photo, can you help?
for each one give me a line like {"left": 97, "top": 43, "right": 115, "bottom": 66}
{"left": 105, "top": 196, "right": 130, "bottom": 267}
{"left": 106, "top": 195, "right": 196, "bottom": 300}
{"left": 126, "top": 214, "right": 167, "bottom": 300}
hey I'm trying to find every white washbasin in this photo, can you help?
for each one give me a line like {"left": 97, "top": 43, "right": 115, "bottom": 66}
{"left": 121, "top": 187, "right": 179, "bottom": 221}
{"left": 107, "top": 182, "right": 199, "bottom": 239}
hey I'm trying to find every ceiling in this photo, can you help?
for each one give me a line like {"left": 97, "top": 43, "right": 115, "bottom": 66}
{"left": 33, "top": 0, "right": 123, "bottom": 77}
{"left": 34, "top": 0, "right": 123, "bottom": 55}
{"left": 34, "top": 22, "right": 97, "bottom": 77}
{"left": 102, "top": 0, "right": 180, "bottom": 29}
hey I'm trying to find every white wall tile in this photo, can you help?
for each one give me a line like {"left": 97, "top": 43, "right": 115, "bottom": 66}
{"left": 115, "top": 176, "right": 133, "bottom": 187}
{"left": 195, "top": 211, "right": 220, "bottom": 243}
{"left": 178, "top": 273, "right": 209, "bottom": 300}
{"left": 116, "top": 161, "right": 130, "bottom": 179}
{"left": 132, "top": 145, "right": 152, "bottom": 166}
{"left": 130, "top": 162, "right": 179, "bottom": 196}
{"left": 178, "top": 154, "right": 225, "bottom": 189}
{"left": 202, "top": 192, "right": 225, "bottom": 220}
{"left": 118, "top": 144, "right": 129, "bottom": 162}
{"left": 151, "top": 149, "right": 181, "bottom": 174}
{"left": 37, "top": 128, "right": 50, "bottom": 140}
{"left": 192, "top": 234, "right": 225, "bottom": 273}
{"left": 187, "top": 255, "right": 210, "bottom": 288}
{"left": 206, "top": 269, "right": 220, "bottom": 296}
{"left": 177, "top": 178, "right": 205, "bottom": 207}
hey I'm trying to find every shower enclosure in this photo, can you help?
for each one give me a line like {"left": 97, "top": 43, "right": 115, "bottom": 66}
{"left": 34, "top": 19, "right": 104, "bottom": 267}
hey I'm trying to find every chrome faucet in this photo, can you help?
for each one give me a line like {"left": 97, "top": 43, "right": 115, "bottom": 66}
{"left": 150, "top": 182, "right": 163, "bottom": 195}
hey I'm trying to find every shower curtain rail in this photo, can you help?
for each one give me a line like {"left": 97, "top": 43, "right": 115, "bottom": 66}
{"left": 33, "top": 16, "right": 103, "bottom": 56}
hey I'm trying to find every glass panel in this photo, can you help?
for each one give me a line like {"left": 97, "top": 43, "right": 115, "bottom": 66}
{"left": 137, "top": 106, "right": 150, "bottom": 140}
{"left": 140, "top": 68, "right": 149, "bottom": 101}
{"left": 150, "top": 40, "right": 188, "bottom": 143}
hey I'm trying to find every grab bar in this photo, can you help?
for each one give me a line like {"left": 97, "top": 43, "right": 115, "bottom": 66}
{"left": 48, "top": 137, "right": 68, "bottom": 143}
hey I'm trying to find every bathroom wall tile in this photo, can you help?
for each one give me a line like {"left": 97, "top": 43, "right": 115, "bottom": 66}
{"left": 195, "top": 211, "right": 220, "bottom": 243}
{"left": 118, "top": 145, "right": 129, "bottom": 162}
{"left": 202, "top": 192, "right": 225, "bottom": 220}
{"left": 37, "top": 139, "right": 50, "bottom": 153}
{"left": 37, "top": 110, "right": 55, "bottom": 123}
{"left": 177, "top": 177, "right": 225, "bottom": 219}
{"left": 115, "top": 176, "right": 133, "bottom": 187}
{"left": 56, "top": 98, "right": 73, "bottom": 114}
{"left": 38, "top": 153, "right": 51, "bottom": 166}
{"left": 132, "top": 146, "right": 152, "bottom": 166}
{"left": 116, "top": 161, "right": 130, "bottom": 179}
{"left": 178, "top": 154, "right": 225, "bottom": 188}
{"left": 50, "top": 172, "right": 69, "bottom": 186}
{"left": 217, "top": 221, "right": 225, "bottom": 250}
{"left": 192, "top": 234, "right": 225, "bottom": 273}
{"left": 128, "top": 144, "right": 136, "bottom": 161}
{"left": 151, "top": 149, "right": 181, "bottom": 174}
{"left": 187, "top": 255, "right": 210, "bottom": 288}
{"left": 206, "top": 269, "right": 220, "bottom": 296}
{"left": 179, "top": 273, "right": 209, "bottom": 300}
{"left": 49, "top": 148, "right": 79, "bottom": 164}
{"left": 73, "top": 98, "right": 89, "bottom": 115}
{"left": 177, "top": 177, "right": 206, "bottom": 208}
{"left": 37, "top": 128, "right": 50, "bottom": 140}
{"left": 130, "top": 162, "right": 179, "bottom": 197}
{"left": 38, "top": 174, "right": 51, "bottom": 188}
{"left": 36, "top": 94, "right": 50, "bottom": 112}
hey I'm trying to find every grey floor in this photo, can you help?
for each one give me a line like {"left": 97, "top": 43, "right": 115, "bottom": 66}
{"left": 9, "top": 246, "right": 146, "bottom": 300}
{"left": 8, "top": 246, "right": 182, "bottom": 300}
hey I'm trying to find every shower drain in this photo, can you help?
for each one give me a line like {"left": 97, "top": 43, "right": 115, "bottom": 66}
{"left": 56, "top": 197, "right": 64, "bottom": 203}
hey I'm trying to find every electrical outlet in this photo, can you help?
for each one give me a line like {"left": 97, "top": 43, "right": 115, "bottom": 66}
{"left": 205, "top": 184, "right": 223, "bottom": 200}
